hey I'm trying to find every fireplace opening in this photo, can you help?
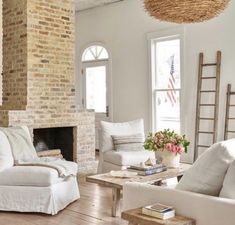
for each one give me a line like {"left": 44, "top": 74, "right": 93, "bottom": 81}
{"left": 33, "top": 127, "right": 74, "bottom": 161}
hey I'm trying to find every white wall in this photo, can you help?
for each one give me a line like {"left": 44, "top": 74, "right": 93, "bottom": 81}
{"left": 75, "top": 0, "right": 235, "bottom": 163}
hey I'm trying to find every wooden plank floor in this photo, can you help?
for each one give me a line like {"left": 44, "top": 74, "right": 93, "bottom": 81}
{"left": 0, "top": 178, "right": 128, "bottom": 225}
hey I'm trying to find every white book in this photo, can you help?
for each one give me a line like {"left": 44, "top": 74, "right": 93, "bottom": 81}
{"left": 142, "top": 203, "right": 175, "bottom": 220}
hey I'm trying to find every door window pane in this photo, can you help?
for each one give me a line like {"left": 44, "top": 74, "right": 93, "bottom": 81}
{"left": 86, "top": 66, "right": 106, "bottom": 113}
{"left": 155, "top": 90, "right": 180, "bottom": 133}
{"left": 99, "top": 49, "right": 109, "bottom": 59}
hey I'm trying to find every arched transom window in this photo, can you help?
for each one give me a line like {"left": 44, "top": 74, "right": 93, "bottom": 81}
{"left": 82, "top": 45, "right": 109, "bottom": 62}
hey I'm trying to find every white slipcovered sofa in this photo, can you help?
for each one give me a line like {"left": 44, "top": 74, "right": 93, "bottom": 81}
{"left": 123, "top": 182, "right": 235, "bottom": 225}
{"left": 123, "top": 139, "right": 235, "bottom": 225}
{"left": 98, "top": 119, "right": 155, "bottom": 173}
{"left": 0, "top": 126, "right": 80, "bottom": 215}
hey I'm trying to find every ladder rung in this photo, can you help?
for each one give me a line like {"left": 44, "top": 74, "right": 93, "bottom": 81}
{"left": 228, "top": 118, "right": 235, "bottom": 120}
{"left": 227, "top": 131, "right": 235, "bottom": 133}
{"left": 229, "top": 104, "right": 235, "bottom": 107}
{"left": 201, "top": 76, "right": 216, "bottom": 80}
{"left": 202, "top": 63, "right": 217, "bottom": 66}
{"left": 199, "top": 104, "right": 215, "bottom": 106}
{"left": 200, "top": 90, "right": 216, "bottom": 93}
{"left": 198, "top": 131, "right": 214, "bottom": 134}
{"left": 199, "top": 117, "right": 214, "bottom": 120}
{"left": 197, "top": 145, "right": 210, "bottom": 148}
{"left": 230, "top": 92, "right": 235, "bottom": 95}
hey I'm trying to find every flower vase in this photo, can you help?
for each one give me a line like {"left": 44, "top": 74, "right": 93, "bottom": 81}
{"left": 156, "top": 150, "right": 180, "bottom": 168}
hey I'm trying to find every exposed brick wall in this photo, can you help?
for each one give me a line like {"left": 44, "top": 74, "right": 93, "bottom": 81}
{"left": 2, "top": 0, "right": 77, "bottom": 111}
{"left": 0, "top": 108, "right": 96, "bottom": 174}
{"left": 0, "top": 0, "right": 96, "bottom": 174}
{"left": 2, "top": 0, "right": 27, "bottom": 110}
{"left": 27, "top": 0, "right": 76, "bottom": 111}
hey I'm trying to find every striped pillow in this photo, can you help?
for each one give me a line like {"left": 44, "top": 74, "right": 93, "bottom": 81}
{"left": 111, "top": 133, "right": 145, "bottom": 151}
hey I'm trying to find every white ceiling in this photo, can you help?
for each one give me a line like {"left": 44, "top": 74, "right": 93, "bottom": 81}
{"left": 75, "top": 0, "right": 123, "bottom": 11}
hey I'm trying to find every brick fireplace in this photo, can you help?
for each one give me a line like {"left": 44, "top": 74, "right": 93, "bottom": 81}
{"left": 0, "top": 0, "right": 97, "bottom": 174}
{"left": 33, "top": 127, "right": 74, "bottom": 161}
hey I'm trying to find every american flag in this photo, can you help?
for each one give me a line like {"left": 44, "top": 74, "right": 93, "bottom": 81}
{"left": 166, "top": 55, "right": 177, "bottom": 107}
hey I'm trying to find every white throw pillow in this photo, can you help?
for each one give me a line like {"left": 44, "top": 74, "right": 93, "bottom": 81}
{"left": 112, "top": 133, "right": 145, "bottom": 151}
{"left": 219, "top": 160, "right": 235, "bottom": 199}
{"left": 176, "top": 139, "right": 235, "bottom": 196}
{"left": 0, "top": 130, "right": 14, "bottom": 171}
{"left": 100, "top": 119, "right": 144, "bottom": 152}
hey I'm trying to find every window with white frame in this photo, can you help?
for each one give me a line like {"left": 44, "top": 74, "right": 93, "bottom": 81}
{"left": 150, "top": 35, "right": 182, "bottom": 133}
{"left": 81, "top": 45, "right": 109, "bottom": 113}
{"left": 82, "top": 45, "right": 109, "bottom": 62}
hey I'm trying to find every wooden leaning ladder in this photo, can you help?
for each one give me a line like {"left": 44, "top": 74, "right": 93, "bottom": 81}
{"left": 224, "top": 84, "right": 235, "bottom": 140}
{"left": 194, "top": 51, "right": 222, "bottom": 161}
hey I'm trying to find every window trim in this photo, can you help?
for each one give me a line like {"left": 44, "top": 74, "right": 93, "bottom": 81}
{"left": 147, "top": 27, "right": 185, "bottom": 133}
{"left": 78, "top": 42, "right": 113, "bottom": 121}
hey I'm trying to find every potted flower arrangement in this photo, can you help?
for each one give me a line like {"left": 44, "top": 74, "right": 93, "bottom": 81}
{"left": 144, "top": 129, "right": 190, "bottom": 168}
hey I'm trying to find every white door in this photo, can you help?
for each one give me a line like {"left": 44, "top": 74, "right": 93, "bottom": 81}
{"left": 82, "top": 60, "right": 111, "bottom": 149}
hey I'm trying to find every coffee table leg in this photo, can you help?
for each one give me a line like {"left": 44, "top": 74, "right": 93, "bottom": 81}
{"left": 112, "top": 188, "right": 121, "bottom": 217}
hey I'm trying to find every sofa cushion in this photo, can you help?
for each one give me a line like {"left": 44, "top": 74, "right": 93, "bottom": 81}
{"left": 0, "top": 166, "right": 64, "bottom": 187}
{"left": 100, "top": 119, "right": 144, "bottom": 152}
{"left": 103, "top": 150, "right": 155, "bottom": 166}
{"left": 0, "top": 130, "right": 14, "bottom": 171}
{"left": 176, "top": 139, "right": 235, "bottom": 196}
{"left": 219, "top": 160, "right": 235, "bottom": 199}
{"left": 112, "top": 133, "right": 145, "bottom": 151}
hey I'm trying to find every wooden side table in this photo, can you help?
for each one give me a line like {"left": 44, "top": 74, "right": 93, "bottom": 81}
{"left": 121, "top": 208, "right": 195, "bottom": 225}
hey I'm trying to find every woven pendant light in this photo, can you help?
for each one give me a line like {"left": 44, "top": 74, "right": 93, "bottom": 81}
{"left": 144, "top": 0, "right": 230, "bottom": 23}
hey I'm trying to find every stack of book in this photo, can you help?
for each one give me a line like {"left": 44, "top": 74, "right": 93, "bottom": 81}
{"left": 127, "top": 164, "right": 167, "bottom": 176}
{"left": 142, "top": 203, "right": 175, "bottom": 220}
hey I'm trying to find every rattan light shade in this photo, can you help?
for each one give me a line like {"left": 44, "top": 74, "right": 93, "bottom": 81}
{"left": 144, "top": 0, "right": 230, "bottom": 23}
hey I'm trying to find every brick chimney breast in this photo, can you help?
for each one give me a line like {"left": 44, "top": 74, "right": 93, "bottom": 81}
{"left": 0, "top": 0, "right": 96, "bottom": 174}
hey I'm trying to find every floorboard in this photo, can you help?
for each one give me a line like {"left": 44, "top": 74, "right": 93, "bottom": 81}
{"left": 0, "top": 178, "right": 128, "bottom": 225}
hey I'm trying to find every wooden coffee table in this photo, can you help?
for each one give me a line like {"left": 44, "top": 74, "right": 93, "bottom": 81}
{"left": 86, "top": 163, "right": 191, "bottom": 217}
{"left": 122, "top": 208, "right": 195, "bottom": 225}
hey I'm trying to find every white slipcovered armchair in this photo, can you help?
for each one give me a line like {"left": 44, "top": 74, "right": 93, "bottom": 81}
{"left": 98, "top": 119, "right": 155, "bottom": 173}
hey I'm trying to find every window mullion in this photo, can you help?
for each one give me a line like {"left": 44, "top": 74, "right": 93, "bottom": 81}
{"left": 155, "top": 88, "right": 181, "bottom": 92}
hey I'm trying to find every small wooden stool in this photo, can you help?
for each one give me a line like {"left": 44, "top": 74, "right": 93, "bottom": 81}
{"left": 121, "top": 208, "right": 195, "bottom": 225}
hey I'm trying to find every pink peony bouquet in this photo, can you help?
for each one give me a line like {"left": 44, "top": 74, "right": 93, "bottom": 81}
{"left": 144, "top": 129, "right": 190, "bottom": 155}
